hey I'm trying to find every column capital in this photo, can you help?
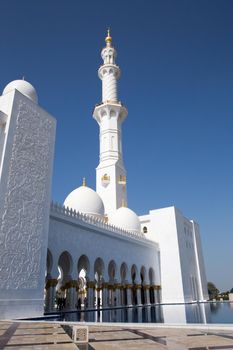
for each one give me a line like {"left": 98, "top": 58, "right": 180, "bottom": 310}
{"left": 134, "top": 284, "right": 142, "bottom": 289}
{"left": 66, "top": 280, "right": 78, "bottom": 288}
{"left": 150, "top": 284, "right": 161, "bottom": 290}
{"left": 102, "top": 282, "right": 109, "bottom": 289}
{"left": 86, "top": 281, "right": 95, "bottom": 288}
{"left": 143, "top": 284, "right": 151, "bottom": 290}
{"left": 45, "top": 279, "right": 58, "bottom": 289}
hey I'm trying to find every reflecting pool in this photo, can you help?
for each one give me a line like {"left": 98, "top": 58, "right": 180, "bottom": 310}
{"left": 49, "top": 302, "right": 233, "bottom": 324}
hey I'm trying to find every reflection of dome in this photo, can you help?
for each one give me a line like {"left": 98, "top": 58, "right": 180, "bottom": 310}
{"left": 109, "top": 207, "right": 141, "bottom": 233}
{"left": 64, "top": 185, "right": 105, "bottom": 218}
{"left": 3, "top": 80, "right": 38, "bottom": 104}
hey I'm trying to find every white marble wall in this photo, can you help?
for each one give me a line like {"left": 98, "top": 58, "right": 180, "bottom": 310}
{"left": 0, "top": 90, "right": 56, "bottom": 319}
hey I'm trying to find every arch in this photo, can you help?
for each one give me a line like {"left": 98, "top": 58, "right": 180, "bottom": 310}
{"left": 131, "top": 264, "right": 138, "bottom": 284}
{"left": 58, "top": 251, "right": 73, "bottom": 280}
{"left": 108, "top": 260, "right": 117, "bottom": 281}
{"left": 100, "top": 110, "right": 107, "bottom": 118}
{"left": 77, "top": 255, "right": 90, "bottom": 276}
{"left": 140, "top": 266, "right": 147, "bottom": 284}
{"left": 120, "top": 262, "right": 128, "bottom": 282}
{"left": 110, "top": 109, "right": 116, "bottom": 118}
{"left": 149, "top": 267, "right": 155, "bottom": 285}
{"left": 94, "top": 257, "right": 105, "bottom": 283}
{"left": 143, "top": 226, "right": 148, "bottom": 234}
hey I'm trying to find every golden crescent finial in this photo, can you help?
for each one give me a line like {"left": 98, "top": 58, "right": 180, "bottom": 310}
{"left": 105, "top": 27, "right": 112, "bottom": 44}
{"left": 82, "top": 177, "right": 86, "bottom": 187}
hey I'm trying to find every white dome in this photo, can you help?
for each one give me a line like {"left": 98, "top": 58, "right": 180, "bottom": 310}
{"left": 109, "top": 207, "right": 141, "bottom": 233}
{"left": 64, "top": 185, "right": 105, "bottom": 218}
{"left": 3, "top": 80, "right": 38, "bottom": 104}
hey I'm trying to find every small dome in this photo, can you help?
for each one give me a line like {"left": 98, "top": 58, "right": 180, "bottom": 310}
{"left": 3, "top": 80, "right": 38, "bottom": 104}
{"left": 64, "top": 185, "right": 105, "bottom": 218}
{"left": 109, "top": 207, "right": 141, "bottom": 233}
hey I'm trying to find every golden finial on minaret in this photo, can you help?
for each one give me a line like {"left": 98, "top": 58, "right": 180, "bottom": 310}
{"left": 82, "top": 177, "right": 86, "bottom": 187}
{"left": 105, "top": 27, "right": 112, "bottom": 45}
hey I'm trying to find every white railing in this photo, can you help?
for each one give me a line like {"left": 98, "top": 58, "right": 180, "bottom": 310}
{"left": 50, "top": 201, "right": 148, "bottom": 242}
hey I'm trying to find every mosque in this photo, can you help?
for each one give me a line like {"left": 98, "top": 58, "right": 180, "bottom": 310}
{"left": 0, "top": 31, "right": 208, "bottom": 320}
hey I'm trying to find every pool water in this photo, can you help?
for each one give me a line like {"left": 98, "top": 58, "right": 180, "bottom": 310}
{"left": 49, "top": 302, "right": 233, "bottom": 324}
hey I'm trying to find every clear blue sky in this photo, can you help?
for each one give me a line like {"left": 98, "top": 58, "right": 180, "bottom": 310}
{"left": 1, "top": 0, "right": 232, "bottom": 292}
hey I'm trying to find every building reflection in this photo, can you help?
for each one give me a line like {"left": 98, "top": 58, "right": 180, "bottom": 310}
{"left": 64, "top": 302, "right": 211, "bottom": 324}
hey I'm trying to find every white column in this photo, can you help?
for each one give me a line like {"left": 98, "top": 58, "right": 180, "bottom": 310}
{"left": 87, "top": 281, "right": 95, "bottom": 309}
{"left": 115, "top": 284, "right": 122, "bottom": 306}
{"left": 102, "top": 283, "right": 109, "bottom": 308}
{"left": 121, "top": 287, "right": 126, "bottom": 306}
{"left": 66, "top": 280, "right": 77, "bottom": 310}
{"left": 152, "top": 286, "right": 157, "bottom": 304}
{"left": 108, "top": 284, "right": 114, "bottom": 306}
{"left": 45, "top": 279, "right": 57, "bottom": 312}
{"left": 126, "top": 284, "right": 133, "bottom": 306}
{"left": 143, "top": 285, "right": 150, "bottom": 305}
{"left": 157, "top": 286, "right": 161, "bottom": 303}
{"left": 96, "top": 286, "right": 101, "bottom": 307}
{"left": 135, "top": 285, "right": 142, "bottom": 305}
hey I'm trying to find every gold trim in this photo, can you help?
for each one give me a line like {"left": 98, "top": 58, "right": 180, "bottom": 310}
{"left": 86, "top": 281, "right": 95, "bottom": 288}
{"left": 134, "top": 284, "right": 142, "bottom": 289}
{"left": 45, "top": 279, "right": 58, "bottom": 289}
{"left": 143, "top": 284, "right": 151, "bottom": 290}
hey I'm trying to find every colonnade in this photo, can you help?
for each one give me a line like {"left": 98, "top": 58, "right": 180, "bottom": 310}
{"left": 45, "top": 278, "right": 161, "bottom": 312}
{"left": 45, "top": 250, "right": 161, "bottom": 313}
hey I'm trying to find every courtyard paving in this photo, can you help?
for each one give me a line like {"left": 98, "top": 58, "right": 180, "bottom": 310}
{"left": 0, "top": 321, "right": 233, "bottom": 349}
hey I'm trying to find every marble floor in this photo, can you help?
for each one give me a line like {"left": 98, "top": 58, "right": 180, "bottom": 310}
{"left": 1, "top": 322, "right": 233, "bottom": 350}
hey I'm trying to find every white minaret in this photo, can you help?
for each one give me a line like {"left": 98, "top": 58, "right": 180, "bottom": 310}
{"left": 93, "top": 30, "right": 128, "bottom": 216}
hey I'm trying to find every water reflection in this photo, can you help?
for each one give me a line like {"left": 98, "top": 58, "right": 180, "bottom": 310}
{"left": 61, "top": 302, "right": 232, "bottom": 324}
{"left": 63, "top": 305, "right": 163, "bottom": 323}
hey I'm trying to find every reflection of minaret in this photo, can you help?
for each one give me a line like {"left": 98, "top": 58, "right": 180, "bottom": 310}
{"left": 93, "top": 30, "right": 128, "bottom": 215}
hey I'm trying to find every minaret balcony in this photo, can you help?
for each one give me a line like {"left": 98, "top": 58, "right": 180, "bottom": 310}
{"left": 93, "top": 102, "right": 128, "bottom": 124}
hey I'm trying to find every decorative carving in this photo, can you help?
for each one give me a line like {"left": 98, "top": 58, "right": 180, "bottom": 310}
{"left": 0, "top": 100, "right": 55, "bottom": 290}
